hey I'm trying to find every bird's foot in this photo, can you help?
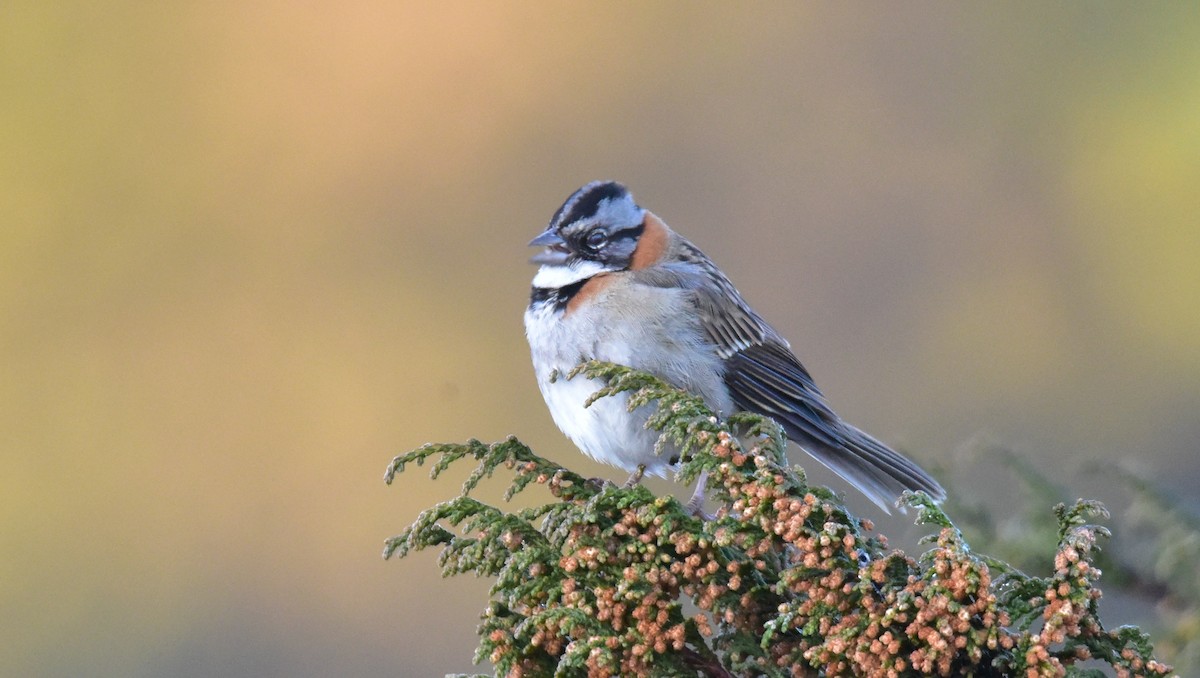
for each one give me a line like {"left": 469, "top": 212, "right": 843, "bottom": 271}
{"left": 684, "top": 470, "right": 713, "bottom": 520}
{"left": 622, "top": 464, "right": 646, "bottom": 488}
{"left": 584, "top": 477, "right": 616, "bottom": 492}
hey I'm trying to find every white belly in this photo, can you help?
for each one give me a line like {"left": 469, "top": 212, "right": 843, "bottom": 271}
{"left": 538, "top": 370, "right": 669, "bottom": 474}
{"left": 523, "top": 281, "right": 730, "bottom": 477}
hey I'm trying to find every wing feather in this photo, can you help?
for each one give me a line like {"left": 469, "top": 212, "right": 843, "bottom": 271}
{"left": 630, "top": 237, "right": 945, "bottom": 511}
{"left": 675, "top": 248, "right": 945, "bottom": 511}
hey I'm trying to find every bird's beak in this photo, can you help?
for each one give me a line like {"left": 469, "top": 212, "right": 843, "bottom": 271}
{"left": 528, "top": 228, "right": 569, "bottom": 265}
{"left": 528, "top": 228, "right": 564, "bottom": 247}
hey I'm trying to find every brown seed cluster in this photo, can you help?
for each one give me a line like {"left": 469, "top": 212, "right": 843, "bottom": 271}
{"left": 533, "top": 503, "right": 724, "bottom": 676}
{"left": 391, "top": 372, "right": 1177, "bottom": 676}
{"left": 774, "top": 524, "right": 1011, "bottom": 676}
{"left": 1016, "top": 527, "right": 1174, "bottom": 678}
{"left": 412, "top": 382, "right": 1174, "bottom": 677}
{"left": 484, "top": 444, "right": 1173, "bottom": 677}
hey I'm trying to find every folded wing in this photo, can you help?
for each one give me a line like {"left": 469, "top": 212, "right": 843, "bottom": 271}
{"left": 684, "top": 260, "right": 945, "bottom": 513}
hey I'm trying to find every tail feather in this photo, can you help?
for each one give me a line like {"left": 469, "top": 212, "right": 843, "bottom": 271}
{"left": 798, "top": 424, "right": 945, "bottom": 514}
{"left": 722, "top": 342, "right": 945, "bottom": 514}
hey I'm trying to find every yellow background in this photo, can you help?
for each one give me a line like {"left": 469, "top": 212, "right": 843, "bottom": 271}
{"left": 3, "top": 4, "right": 1198, "bottom": 675}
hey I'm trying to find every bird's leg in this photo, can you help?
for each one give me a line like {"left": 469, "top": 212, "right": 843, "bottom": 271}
{"left": 685, "top": 469, "right": 713, "bottom": 519}
{"left": 623, "top": 464, "right": 646, "bottom": 488}
{"left": 584, "top": 477, "right": 616, "bottom": 492}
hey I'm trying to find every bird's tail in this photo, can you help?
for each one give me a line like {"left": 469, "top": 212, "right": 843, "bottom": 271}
{"left": 801, "top": 425, "right": 945, "bottom": 515}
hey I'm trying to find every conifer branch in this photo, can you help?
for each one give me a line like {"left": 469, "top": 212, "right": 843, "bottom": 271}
{"left": 385, "top": 361, "right": 1175, "bottom": 677}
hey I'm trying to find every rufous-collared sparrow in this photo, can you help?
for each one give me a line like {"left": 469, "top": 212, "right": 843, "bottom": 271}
{"left": 524, "top": 181, "right": 944, "bottom": 513}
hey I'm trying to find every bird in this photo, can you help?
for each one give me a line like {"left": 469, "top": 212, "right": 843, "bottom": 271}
{"left": 523, "top": 180, "right": 945, "bottom": 514}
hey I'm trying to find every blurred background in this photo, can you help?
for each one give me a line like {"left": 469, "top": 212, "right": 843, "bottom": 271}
{"left": 3, "top": 3, "right": 1198, "bottom": 676}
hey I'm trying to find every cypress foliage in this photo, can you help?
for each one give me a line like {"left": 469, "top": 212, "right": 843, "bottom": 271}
{"left": 385, "top": 361, "right": 1173, "bottom": 677}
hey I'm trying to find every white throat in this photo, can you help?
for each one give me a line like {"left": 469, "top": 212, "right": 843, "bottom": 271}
{"left": 532, "top": 259, "right": 610, "bottom": 289}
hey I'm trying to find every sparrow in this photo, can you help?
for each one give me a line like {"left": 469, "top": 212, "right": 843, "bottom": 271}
{"left": 524, "top": 181, "right": 945, "bottom": 513}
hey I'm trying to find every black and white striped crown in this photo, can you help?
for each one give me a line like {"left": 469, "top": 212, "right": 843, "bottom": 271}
{"left": 548, "top": 181, "right": 635, "bottom": 231}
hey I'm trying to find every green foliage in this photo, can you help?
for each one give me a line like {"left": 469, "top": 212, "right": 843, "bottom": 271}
{"left": 385, "top": 361, "right": 1174, "bottom": 677}
{"left": 946, "top": 442, "right": 1200, "bottom": 676}
{"left": 1104, "top": 465, "right": 1200, "bottom": 675}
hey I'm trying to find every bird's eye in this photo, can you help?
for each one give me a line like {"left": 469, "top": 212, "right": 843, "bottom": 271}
{"left": 584, "top": 229, "right": 608, "bottom": 251}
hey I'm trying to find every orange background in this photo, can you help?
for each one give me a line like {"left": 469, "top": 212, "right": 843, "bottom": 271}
{"left": 4, "top": 4, "right": 1198, "bottom": 675}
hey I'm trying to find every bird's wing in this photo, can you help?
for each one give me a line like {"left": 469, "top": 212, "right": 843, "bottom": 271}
{"left": 660, "top": 245, "right": 946, "bottom": 511}
{"left": 683, "top": 265, "right": 847, "bottom": 451}
{"left": 721, "top": 340, "right": 946, "bottom": 510}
